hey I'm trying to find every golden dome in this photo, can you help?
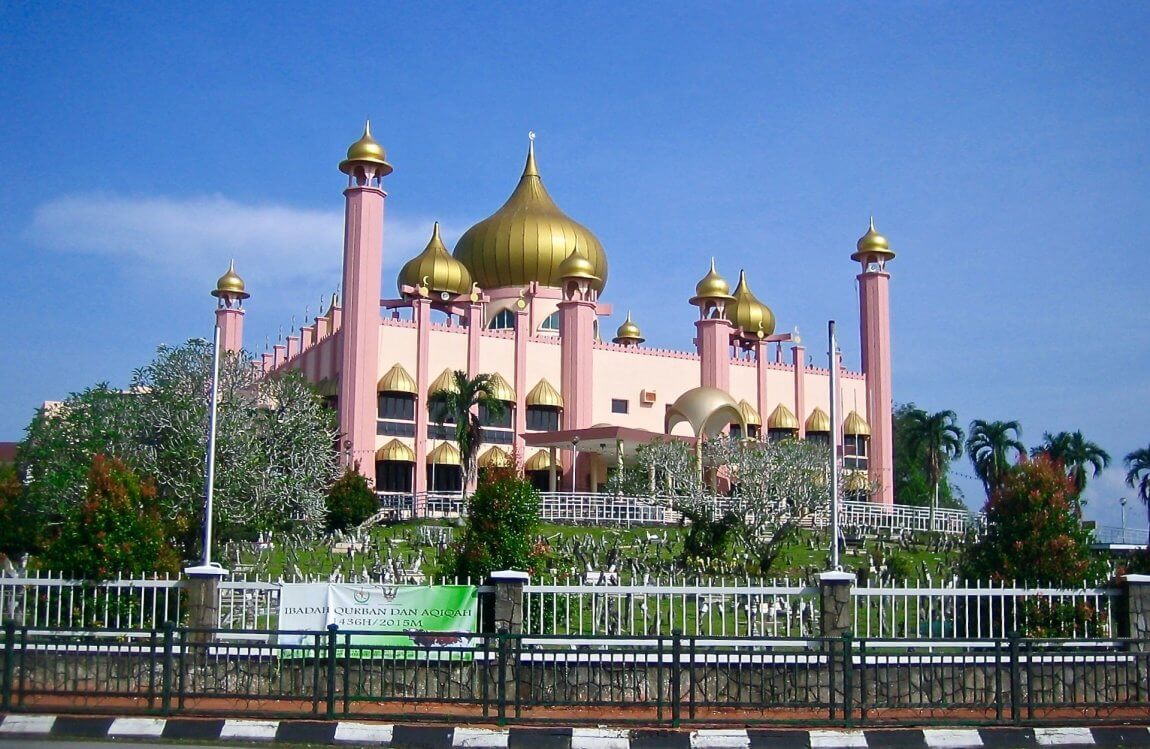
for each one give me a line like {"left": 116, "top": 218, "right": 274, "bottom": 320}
{"left": 429, "top": 368, "right": 460, "bottom": 396}
{"left": 525, "top": 378, "right": 564, "bottom": 408}
{"left": 339, "top": 120, "right": 393, "bottom": 176}
{"left": 478, "top": 446, "right": 512, "bottom": 468}
{"left": 690, "top": 258, "right": 735, "bottom": 306}
{"left": 665, "top": 386, "right": 745, "bottom": 438}
{"left": 377, "top": 363, "right": 417, "bottom": 394}
{"left": 525, "top": 449, "right": 560, "bottom": 471}
{"left": 427, "top": 442, "right": 461, "bottom": 465}
{"left": 805, "top": 407, "right": 831, "bottom": 433}
{"left": 375, "top": 439, "right": 415, "bottom": 462}
{"left": 613, "top": 312, "right": 645, "bottom": 345}
{"left": 767, "top": 404, "right": 799, "bottom": 431}
{"left": 211, "top": 260, "right": 250, "bottom": 299}
{"left": 481, "top": 372, "right": 516, "bottom": 402}
{"left": 852, "top": 217, "right": 896, "bottom": 262}
{"left": 452, "top": 139, "right": 608, "bottom": 292}
{"left": 726, "top": 271, "right": 776, "bottom": 338}
{"left": 737, "top": 399, "right": 762, "bottom": 427}
{"left": 557, "top": 245, "right": 600, "bottom": 283}
{"left": 398, "top": 223, "right": 473, "bottom": 297}
{"left": 843, "top": 410, "right": 871, "bottom": 436}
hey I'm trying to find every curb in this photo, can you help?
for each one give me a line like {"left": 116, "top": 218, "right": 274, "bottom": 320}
{"left": 2, "top": 715, "right": 1149, "bottom": 748}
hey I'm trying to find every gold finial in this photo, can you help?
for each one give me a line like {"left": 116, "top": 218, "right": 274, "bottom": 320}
{"left": 339, "top": 119, "right": 393, "bottom": 176}
{"left": 613, "top": 311, "right": 645, "bottom": 345}
{"left": 725, "top": 270, "right": 776, "bottom": 338}
{"left": 397, "top": 221, "right": 472, "bottom": 297}
{"left": 557, "top": 243, "right": 599, "bottom": 282}
{"left": 212, "top": 259, "right": 250, "bottom": 299}
{"left": 853, "top": 217, "right": 895, "bottom": 262}
{"left": 691, "top": 258, "right": 734, "bottom": 305}
{"left": 523, "top": 132, "right": 539, "bottom": 178}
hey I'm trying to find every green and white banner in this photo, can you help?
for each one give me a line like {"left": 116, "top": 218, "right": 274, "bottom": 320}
{"left": 278, "top": 583, "right": 479, "bottom": 659}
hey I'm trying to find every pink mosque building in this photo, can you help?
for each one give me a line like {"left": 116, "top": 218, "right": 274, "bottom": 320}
{"left": 210, "top": 123, "right": 897, "bottom": 506}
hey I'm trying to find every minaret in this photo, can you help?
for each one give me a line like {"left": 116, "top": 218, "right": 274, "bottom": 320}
{"left": 337, "top": 121, "right": 392, "bottom": 472}
{"left": 211, "top": 260, "right": 249, "bottom": 353}
{"left": 854, "top": 218, "right": 896, "bottom": 506}
{"left": 690, "top": 259, "right": 735, "bottom": 391}
{"left": 557, "top": 246, "right": 600, "bottom": 433}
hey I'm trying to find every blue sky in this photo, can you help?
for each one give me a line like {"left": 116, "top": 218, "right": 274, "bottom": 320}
{"left": 2, "top": 2, "right": 1147, "bottom": 530}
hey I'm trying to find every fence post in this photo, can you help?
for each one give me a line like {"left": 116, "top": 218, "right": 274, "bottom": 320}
{"left": 842, "top": 632, "right": 854, "bottom": 727}
{"left": 2, "top": 621, "right": 14, "bottom": 711}
{"left": 1009, "top": 631, "right": 1021, "bottom": 725}
{"left": 496, "top": 628, "right": 509, "bottom": 726}
{"left": 819, "top": 571, "right": 856, "bottom": 640}
{"left": 182, "top": 567, "right": 227, "bottom": 646}
{"left": 1121, "top": 574, "right": 1150, "bottom": 649}
{"left": 671, "top": 629, "right": 682, "bottom": 728}
{"left": 326, "top": 624, "right": 338, "bottom": 720}
{"left": 490, "top": 570, "right": 529, "bottom": 635}
{"left": 161, "top": 621, "right": 175, "bottom": 716}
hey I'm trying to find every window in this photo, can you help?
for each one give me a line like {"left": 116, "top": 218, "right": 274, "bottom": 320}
{"left": 843, "top": 434, "right": 869, "bottom": 469}
{"left": 479, "top": 402, "right": 513, "bottom": 428}
{"left": 427, "top": 465, "right": 462, "bottom": 492}
{"left": 767, "top": 428, "right": 796, "bottom": 443}
{"left": 375, "top": 461, "right": 412, "bottom": 492}
{"left": 377, "top": 420, "right": 416, "bottom": 437}
{"left": 611, "top": 399, "right": 629, "bottom": 414}
{"left": 807, "top": 432, "right": 830, "bottom": 447}
{"left": 539, "top": 312, "right": 560, "bottom": 333}
{"left": 526, "top": 405, "right": 560, "bottom": 432}
{"left": 488, "top": 309, "right": 515, "bottom": 330}
{"left": 428, "top": 402, "right": 456, "bottom": 424}
{"left": 377, "top": 393, "right": 415, "bottom": 420}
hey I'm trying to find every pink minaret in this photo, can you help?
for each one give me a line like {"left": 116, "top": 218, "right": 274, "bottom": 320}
{"left": 211, "top": 260, "right": 249, "bottom": 354}
{"left": 337, "top": 122, "right": 392, "bottom": 472}
{"left": 854, "top": 218, "right": 896, "bottom": 506}
{"left": 689, "top": 259, "right": 735, "bottom": 390}
{"left": 557, "top": 246, "right": 600, "bottom": 432}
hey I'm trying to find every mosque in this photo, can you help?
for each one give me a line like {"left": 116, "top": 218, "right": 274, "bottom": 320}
{"left": 209, "top": 123, "right": 897, "bottom": 507}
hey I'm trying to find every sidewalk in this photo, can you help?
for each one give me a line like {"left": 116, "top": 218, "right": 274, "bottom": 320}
{"left": 4, "top": 715, "right": 1150, "bottom": 749}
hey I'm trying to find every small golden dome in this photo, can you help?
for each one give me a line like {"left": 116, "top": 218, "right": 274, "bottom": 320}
{"left": 805, "top": 407, "right": 831, "bottom": 433}
{"left": 427, "top": 442, "right": 461, "bottom": 465}
{"left": 767, "top": 404, "right": 799, "bottom": 431}
{"left": 843, "top": 410, "right": 871, "bottom": 436}
{"left": 725, "top": 271, "right": 776, "bottom": 338}
{"left": 478, "top": 446, "right": 512, "bottom": 468}
{"left": 428, "top": 368, "right": 460, "bottom": 396}
{"left": 377, "top": 363, "right": 417, "bottom": 394}
{"left": 557, "top": 245, "right": 600, "bottom": 283}
{"left": 453, "top": 138, "right": 608, "bottom": 292}
{"left": 481, "top": 372, "right": 516, "bottom": 402}
{"left": 339, "top": 120, "right": 393, "bottom": 176}
{"left": 211, "top": 260, "right": 250, "bottom": 299}
{"left": 612, "top": 312, "right": 645, "bottom": 345}
{"left": 525, "top": 449, "right": 560, "bottom": 471}
{"left": 737, "top": 399, "right": 762, "bottom": 427}
{"left": 398, "top": 223, "right": 473, "bottom": 297}
{"left": 852, "top": 217, "right": 896, "bottom": 262}
{"left": 525, "top": 378, "right": 564, "bottom": 408}
{"left": 375, "top": 439, "right": 415, "bottom": 462}
{"left": 690, "top": 259, "right": 735, "bottom": 306}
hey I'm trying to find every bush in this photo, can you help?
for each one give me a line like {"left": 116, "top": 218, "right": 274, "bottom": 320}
{"left": 446, "top": 474, "right": 541, "bottom": 581}
{"left": 325, "top": 466, "right": 378, "bottom": 532}
{"left": 0, "top": 463, "right": 40, "bottom": 559}
{"left": 40, "top": 455, "right": 179, "bottom": 580}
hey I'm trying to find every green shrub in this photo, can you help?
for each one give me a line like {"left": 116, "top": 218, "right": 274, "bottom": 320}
{"left": 325, "top": 466, "right": 378, "bottom": 532}
{"left": 447, "top": 474, "right": 541, "bottom": 581}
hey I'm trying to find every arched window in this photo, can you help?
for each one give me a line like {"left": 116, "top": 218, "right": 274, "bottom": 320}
{"left": 488, "top": 309, "right": 515, "bottom": 330}
{"left": 539, "top": 312, "right": 560, "bottom": 333}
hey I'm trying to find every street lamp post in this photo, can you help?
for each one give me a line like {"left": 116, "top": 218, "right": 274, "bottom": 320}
{"left": 186, "top": 325, "right": 227, "bottom": 577}
{"left": 1121, "top": 497, "right": 1128, "bottom": 538}
{"left": 571, "top": 436, "right": 580, "bottom": 494}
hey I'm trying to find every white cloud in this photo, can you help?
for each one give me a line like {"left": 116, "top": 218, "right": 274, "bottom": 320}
{"left": 28, "top": 192, "right": 447, "bottom": 296}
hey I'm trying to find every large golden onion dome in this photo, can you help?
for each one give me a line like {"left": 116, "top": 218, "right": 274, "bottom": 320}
{"left": 852, "top": 217, "right": 895, "bottom": 262}
{"left": 725, "top": 271, "right": 776, "bottom": 338}
{"left": 339, "top": 120, "right": 393, "bottom": 176}
{"left": 612, "top": 312, "right": 645, "bottom": 345}
{"left": 452, "top": 139, "right": 608, "bottom": 292}
{"left": 690, "top": 259, "right": 735, "bottom": 306}
{"left": 211, "top": 260, "right": 250, "bottom": 299}
{"left": 398, "top": 223, "right": 473, "bottom": 297}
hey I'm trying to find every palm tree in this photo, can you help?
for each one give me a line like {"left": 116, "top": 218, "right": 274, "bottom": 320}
{"left": 903, "top": 408, "right": 964, "bottom": 531}
{"left": 966, "top": 419, "right": 1025, "bottom": 497}
{"left": 1033, "top": 430, "right": 1111, "bottom": 499}
{"left": 1125, "top": 445, "right": 1150, "bottom": 523}
{"left": 427, "top": 371, "right": 507, "bottom": 500}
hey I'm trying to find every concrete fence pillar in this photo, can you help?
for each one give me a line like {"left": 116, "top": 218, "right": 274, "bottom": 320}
{"left": 819, "top": 571, "right": 856, "bottom": 640}
{"left": 183, "top": 566, "right": 228, "bottom": 645}
{"left": 1122, "top": 574, "right": 1150, "bottom": 650}
{"left": 490, "top": 570, "right": 529, "bottom": 635}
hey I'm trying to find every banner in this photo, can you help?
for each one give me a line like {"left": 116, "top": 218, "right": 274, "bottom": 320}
{"left": 278, "top": 583, "right": 479, "bottom": 659}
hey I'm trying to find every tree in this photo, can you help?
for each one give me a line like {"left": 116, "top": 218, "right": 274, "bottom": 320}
{"left": 1125, "top": 445, "right": 1150, "bottom": 523}
{"left": 966, "top": 419, "right": 1025, "bottom": 498}
{"left": 446, "top": 473, "right": 542, "bottom": 581}
{"left": 326, "top": 465, "right": 378, "bottom": 532}
{"left": 903, "top": 408, "right": 964, "bottom": 528}
{"left": 892, "top": 403, "right": 962, "bottom": 510}
{"left": 20, "top": 339, "right": 340, "bottom": 560}
{"left": 960, "top": 454, "right": 1104, "bottom": 586}
{"left": 39, "top": 455, "right": 180, "bottom": 580}
{"left": 1032, "top": 430, "right": 1111, "bottom": 501}
{"left": 0, "top": 463, "right": 38, "bottom": 559}
{"left": 427, "top": 371, "right": 506, "bottom": 499}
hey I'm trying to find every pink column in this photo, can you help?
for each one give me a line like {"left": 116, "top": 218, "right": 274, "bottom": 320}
{"left": 792, "top": 345, "right": 806, "bottom": 439}
{"left": 466, "top": 302, "right": 482, "bottom": 377}
{"left": 558, "top": 297, "right": 596, "bottom": 490}
{"left": 273, "top": 343, "right": 286, "bottom": 368}
{"left": 859, "top": 270, "right": 894, "bottom": 506}
{"left": 337, "top": 183, "right": 385, "bottom": 474}
{"left": 286, "top": 335, "right": 299, "bottom": 360}
{"left": 215, "top": 307, "right": 245, "bottom": 354}
{"left": 413, "top": 298, "right": 431, "bottom": 510}
{"left": 755, "top": 340, "right": 769, "bottom": 423}
{"left": 513, "top": 309, "right": 528, "bottom": 468}
{"left": 696, "top": 318, "right": 732, "bottom": 391}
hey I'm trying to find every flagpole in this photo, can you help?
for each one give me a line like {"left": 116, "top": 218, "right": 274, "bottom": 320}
{"left": 829, "top": 320, "right": 841, "bottom": 571}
